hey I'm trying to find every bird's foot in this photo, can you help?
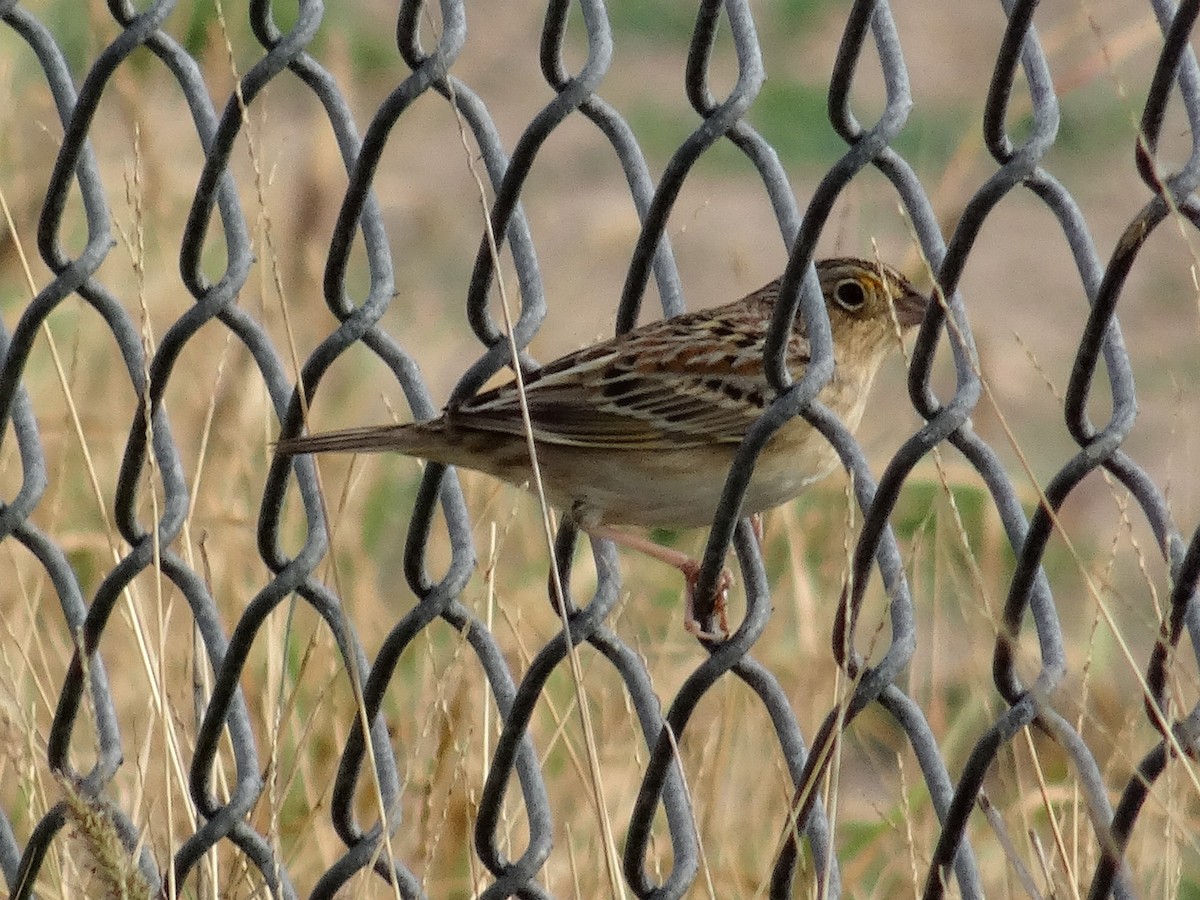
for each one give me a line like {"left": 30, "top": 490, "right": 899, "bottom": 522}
{"left": 581, "top": 523, "right": 734, "bottom": 639}
{"left": 681, "top": 560, "right": 734, "bottom": 640}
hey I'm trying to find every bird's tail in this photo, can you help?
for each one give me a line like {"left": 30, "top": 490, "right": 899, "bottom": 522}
{"left": 275, "top": 422, "right": 447, "bottom": 460}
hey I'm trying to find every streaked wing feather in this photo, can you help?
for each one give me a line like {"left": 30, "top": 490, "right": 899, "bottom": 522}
{"left": 451, "top": 304, "right": 812, "bottom": 449}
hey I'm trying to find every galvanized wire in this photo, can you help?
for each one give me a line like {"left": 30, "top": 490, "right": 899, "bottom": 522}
{"left": 1, "top": 0, "right": 1198, "bottom": 897}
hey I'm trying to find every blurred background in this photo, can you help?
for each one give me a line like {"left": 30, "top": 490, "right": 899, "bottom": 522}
{"left": 1, "top": 0, "right": 1198, "bottom": 896}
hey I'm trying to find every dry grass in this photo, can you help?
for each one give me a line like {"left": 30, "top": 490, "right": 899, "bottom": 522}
{"left": 2, "top": 0, "right": 1200, "bottom": 897}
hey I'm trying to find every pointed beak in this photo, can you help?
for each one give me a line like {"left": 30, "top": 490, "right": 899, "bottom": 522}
{"left": 893, "top": 285, "right": 930, "bottom": 329}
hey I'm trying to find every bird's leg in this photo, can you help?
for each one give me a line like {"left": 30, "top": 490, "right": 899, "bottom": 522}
{"left": 582, "top": 524, "right": 732, "bottom": 639}
{"left": 677, "top": 557, "right": 734, "bottom": 640}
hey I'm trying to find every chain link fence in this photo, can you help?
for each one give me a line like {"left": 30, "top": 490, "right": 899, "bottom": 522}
{"left": 2, "top": 0, "right": 1199, "bottom": 897}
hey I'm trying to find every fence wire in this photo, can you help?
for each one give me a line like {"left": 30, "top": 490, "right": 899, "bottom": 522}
{"left": 1, "top": 0, "right": 1199, "bottom": 897}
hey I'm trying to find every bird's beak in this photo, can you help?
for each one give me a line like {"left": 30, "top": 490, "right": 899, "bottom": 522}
{"left": 892, "top": 285, "right": 930, "bottom": 329}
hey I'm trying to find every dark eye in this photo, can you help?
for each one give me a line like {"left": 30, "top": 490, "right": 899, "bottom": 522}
{"left": 833, "top": 279, "right": 867, "bottom": 311}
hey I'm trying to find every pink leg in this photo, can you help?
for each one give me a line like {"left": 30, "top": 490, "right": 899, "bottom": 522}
{"left": 583, "top": 524, "right": 732, "bottom": 639}
{"left": 750, "top": 512, "right": 764, "bottom": 547}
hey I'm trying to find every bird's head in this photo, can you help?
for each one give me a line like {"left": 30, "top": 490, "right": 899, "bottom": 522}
{"left": 815, "top": 257, "right": 930, "bottom": 360}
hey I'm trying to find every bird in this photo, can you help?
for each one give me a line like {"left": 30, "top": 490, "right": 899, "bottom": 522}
{"left": 278, "top": 257, "right": 929, "bottom": 638}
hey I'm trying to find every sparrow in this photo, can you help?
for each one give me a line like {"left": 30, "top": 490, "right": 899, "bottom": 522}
{"left": 278, "top": 258, "right": 928, "bottom": 637}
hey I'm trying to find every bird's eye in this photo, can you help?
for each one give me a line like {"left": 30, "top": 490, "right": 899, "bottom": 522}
{"left": 833, "top": 279, "right": 867, "bottom": 311}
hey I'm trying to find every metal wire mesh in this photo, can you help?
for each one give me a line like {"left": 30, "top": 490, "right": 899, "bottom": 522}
{"left": 1, "top": 0, "right": 1199, "bottom": 897}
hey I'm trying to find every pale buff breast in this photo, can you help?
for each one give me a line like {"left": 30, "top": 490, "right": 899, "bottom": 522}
{"left": 525, "top": 414, "right": 850, "bottom": 527}
{"left": 450, "top": 367, "right": 876, "bottom": 528}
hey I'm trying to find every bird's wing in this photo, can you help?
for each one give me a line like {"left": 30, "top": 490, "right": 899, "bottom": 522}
{"left": 453, "top": 306, "right": 811, "bottom": 450}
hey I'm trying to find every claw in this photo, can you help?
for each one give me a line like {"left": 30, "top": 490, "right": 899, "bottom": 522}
{"left": 681, "top": 560, "right": 733, "bottom": 640}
